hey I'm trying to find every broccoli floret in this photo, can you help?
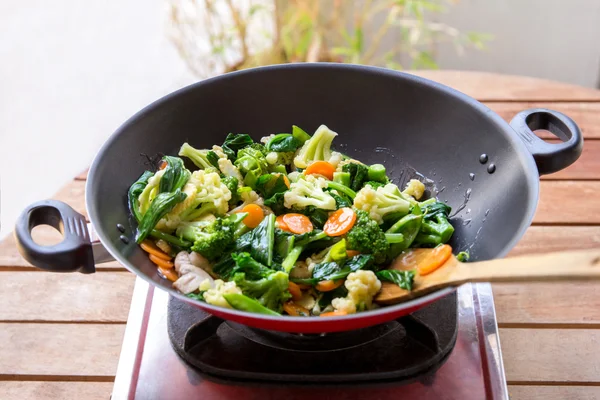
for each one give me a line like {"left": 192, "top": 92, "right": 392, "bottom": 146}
{"left": 346, "top": 210, "right": 389, "bottom": 264}
{"left": 343, "top": 162, "right": 369, "bottom": 191}
{"left": 232, "top": 270, "right": 291, "bottom": 312}
{"left": 222, "top": 176, "right": 240, "bottom": 207}
{"left": 353, "top": 183, "right": 411, "bottom": 224}
{"left": 362, "top": 180, "right": 385, "bottom": 190}
{"left": 179, "top": 143, "right": 222, "bottom": 170}
{"left": 414, "top": 202, "right": 455, "bottom": 246}
{"left": 234, "top": 147, "right": 269, "bottom": 188}
{"left": 230, "top": 252, "right": 275, "bottom": 280}
{"left": 284, "top": 175, "right": 336, "bottom": 211}
{"left": 266, "top": 151, "right": 295, "bottom": 166}
{"left": 177, "top": 214, "right": 246, "bottom": 261}
{"left": 293, "top": 125, "right": 342, "bottom": 169}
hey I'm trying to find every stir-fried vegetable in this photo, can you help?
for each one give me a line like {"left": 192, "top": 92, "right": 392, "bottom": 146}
{"left": 126, "top": 124, "right": 460, "bottom": 317}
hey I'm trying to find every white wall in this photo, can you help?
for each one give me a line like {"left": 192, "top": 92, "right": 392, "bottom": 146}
{"left": 0, "top": 1, "right": 196, "bottom": 238}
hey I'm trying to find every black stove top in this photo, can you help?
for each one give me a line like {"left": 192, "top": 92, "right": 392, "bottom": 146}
{"left": 167, "top": 292, "right": 458, "bottom": 386}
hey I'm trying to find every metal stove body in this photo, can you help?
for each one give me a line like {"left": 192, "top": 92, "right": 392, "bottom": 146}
{"left": 112, "top": 279, "right": 508, "bottom": 399}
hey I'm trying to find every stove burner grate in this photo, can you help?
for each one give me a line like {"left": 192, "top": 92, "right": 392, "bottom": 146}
{"left": 167, "top": 292, "right": 458, "bottom": 385}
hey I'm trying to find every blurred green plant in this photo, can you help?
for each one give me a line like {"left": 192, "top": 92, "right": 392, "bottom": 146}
{"left": 166, "top": 0, "right": 492, "bottom": 78}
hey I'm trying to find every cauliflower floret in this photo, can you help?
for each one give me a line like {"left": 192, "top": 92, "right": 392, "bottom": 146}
{"left": 203, "top": 279, "right": 242, "bottom": 309}
{"left": 353, "top": 183, "right": 411, "bottom": 224}
{"left": 188, "top": 169, "right": 232, "bottom": 216}
{"left": 287, "top": 171, "right": 302, "bottom": 183}
{"left": 332, "top": 270, "right": 382, "bottom": 314}
{"left": 293, "top": 125, "right": 339, "bottom": 169}
{"left": 211, "top": 145, "right": 228, "bottom": 159}
{"left": 284, "top": 175, "right": 336, "bottom": 210}
{"left": 155, "top": 182, "right": 198, "bottom": 231}
{"left": 260, "top": 134, "right": 275, "bottom": 145}
{"left": 403, "top": 179, "right": 426, "bottom": 200}
{"left": 332, "top": 297, "right": 357, "bottom": 314}
{"left": 218, "top": 158, "right": 243, "bottom": 182}
{"left": 328, "top": 151, "right": 343, "bottom": 168}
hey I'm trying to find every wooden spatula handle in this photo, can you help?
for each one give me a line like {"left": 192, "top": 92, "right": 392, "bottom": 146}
{"left": 454, "top": 248, "right": 600, "bottom": 284}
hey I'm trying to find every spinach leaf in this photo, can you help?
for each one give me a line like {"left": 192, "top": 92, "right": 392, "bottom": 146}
{"left": 310, "top": 254, "right": 374, "bottom": 283}
{"left": 187, "top": 292, "right": 205, "bottom": 301}
{"left": 318, "top": 284, "right": 349, "bottom": 308}
{"left": 255, "top": 174, "right": 289, "bottom": 199}
{"left": 329, "top": 191, "right": 352, "bottom": 208}
{"left": 312, "top": 262, "right": 341, "bottom": 281}
{"left": 376, "top": 269, "right": 416, "bottom": 291}
{"left": 264, "top": 192, "right": 287, "bottom": 215}
{"left": 246, "top": 213, "right": 276, "bottom": 266}
{"left": 266, "top": 133, "right": 302, "bottom": 152}
{"left": 128, "top": 170, "right": 154, "bottom": 222}
{"left": 158, "top": 156, "right": 190, "bottom": 194}
{"left": 231, "top": 252, "right": 275, "bottom": 280}
{"left": 135, "top": 189, "right": 187, "bottom": 243}
{"left": 293, "top": 206, "right": 330, "bottom": 228}
{"left": 222, "top": 133, "right": 254, "bottom": 161}
{"left": 206, "top": 150, "right": 221, "bottom": 169}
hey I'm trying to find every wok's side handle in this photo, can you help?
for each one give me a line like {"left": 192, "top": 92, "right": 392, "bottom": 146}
{"left": 14, "top": 200, "right": 96, "bottom": 273}
{"left": 510, "top": 108, "right": 583, "bottom": 175}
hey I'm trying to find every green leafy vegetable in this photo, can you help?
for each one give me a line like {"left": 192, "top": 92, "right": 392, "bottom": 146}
{"left": 136, "top": 189, "right": 187, "bottom": 243}
{"left": 128, "top": 170, "right": 154, "bottom": 222}
{"left": 385, "top": 207, "right": 423, "bottom": 260}
{"left": 281, "top": 230, "right": 328, "bottom": 272}
{"left": 326, "top": 181, "right": 357, "bottom": 199}
{"left": 245, "top": 213, "right": 276, "bottom": 266}
{"left": 342, "top": 162, "right": 369, "bottom": 191}
{"left": 266, "top": 133, "right": 302, "bottom": 152}
{"left": 221, "top": 133, "right": 255, "bottom": 161}
{"left": 231, "top": 252, "right": 275, "bottom": 280}
{"left": 232, "top": 270, "right": 291, "bottom": 312}
{"left": 292, "top": 125, "right": 311, "bottom": 144}
{"left": 158, "top": 156, "right": 190, "bottom": 194}
{"left": 223, "top": 292, "right": 281, "bottom": 315}
{"left": 255, "top": 174, "right": 289, "bottom": 199}
{"left": 376, "top": 269, "right": 416, "bottom": 291}
{"left": 414, "top": 202, "right": 455, "bottom": 247}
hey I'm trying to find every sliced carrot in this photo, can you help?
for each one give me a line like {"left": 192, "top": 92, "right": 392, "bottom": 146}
{"left": 283, "top": 301, "right": 310, "bottom": 316}
{"left": 315, "top": 279, "right": 344, "bottom": 292}
{"left": 141, "top": 239, "right": 172, "bottom": 261}
{"left": 149, "top": 254, "right": 174, "bottom": 269}
{"left": 241, "top": 204, "right": 264, "bottom": 228}
{"left": 323, "top": 207, "right": 356, "bottom": 237}
{"left": 158, "top": 266, "right": 178, "bottom": 282}
{"left": 305, "top": 161, "right": 335, "bottom": 180}
{"left": 282, "top": 213, "right": 313, "bottom": 234}
{"left": 320, "top": 310, "right": 348, "bottom": 317}
{"left": 159, "top": 160, "right": 167, "bottom": 170}
{"left": 288, "top": 281, "right": 303, "bottom": 301}
{"left": 280, "top": 174, "right": 291, "bottom": 188}
{"left": 395, "top": 245, "right": 453, "bottom": 276}
{"left": 346, "top": 250, "right": 361, "bottom": 258}
{"left": 276, "top": 215, "right": 290, "bottom": 231}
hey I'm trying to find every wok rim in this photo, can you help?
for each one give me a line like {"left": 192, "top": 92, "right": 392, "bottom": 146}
{"left": 85, "top": 63, "right": 540, "bottom": 331}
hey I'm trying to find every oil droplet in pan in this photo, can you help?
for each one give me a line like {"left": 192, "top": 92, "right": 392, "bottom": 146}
{"left": 479, "top": 154, "right": 488, "bottom": 164}
{"left": 487, "top": 164, "right": 496, "bottom": 174}
{"left": 469, "top": 173, "right": 475, "bottom": 181}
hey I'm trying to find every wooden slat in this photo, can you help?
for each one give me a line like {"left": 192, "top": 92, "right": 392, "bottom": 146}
{"left": 0, "top": 272, "right": 135, "bottom": 322}
{"left": 534, "top": 181, "right": 600, "bottom": 224}
{"left": 500, "top": 328, "right": 600, "bottom": 383}
{"left": 541, "top": 140, "right": 600, "bottom": 180}
{"left": 410, "top": 70, "right": 600, "bottom": 102}
{"left": 508, "top": 226, "right": 600, "bottom": 257}
{"left": 0, "top": 324, "right": 125, "bottom": 377}
{"left": 508, "top": 386, "right": 600, "bottom": 400}
{"left": 493, "top": 281, "right": 600, "bottom": 326}
{"left": 0, "top": 382, "right": 113, "bottom": 400}
{"left": 487, "top": 102, "right": 600, "bottom": 139}
{"left": 0, "top": 234, "right": 126, "bottom": 271}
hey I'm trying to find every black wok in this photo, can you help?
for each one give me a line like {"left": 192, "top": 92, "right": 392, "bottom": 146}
{"left": 14, "top": 64, "right": 582, "bottom": 333}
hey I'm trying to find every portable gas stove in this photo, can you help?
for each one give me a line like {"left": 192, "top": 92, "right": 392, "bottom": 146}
{"left": 111, "top": 279, "right": 508, "bottom": 399}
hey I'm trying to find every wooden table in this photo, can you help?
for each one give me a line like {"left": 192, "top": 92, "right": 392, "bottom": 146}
{"left": 1, "top": 70, "right": 600, "bottom": 400}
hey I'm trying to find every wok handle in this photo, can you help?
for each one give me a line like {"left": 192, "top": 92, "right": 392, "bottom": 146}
{"left": 14, "top": 200, "right": 95, "bottom": 274}
{"left": 510, "top": 108, "right": 583, "bottom": 175}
